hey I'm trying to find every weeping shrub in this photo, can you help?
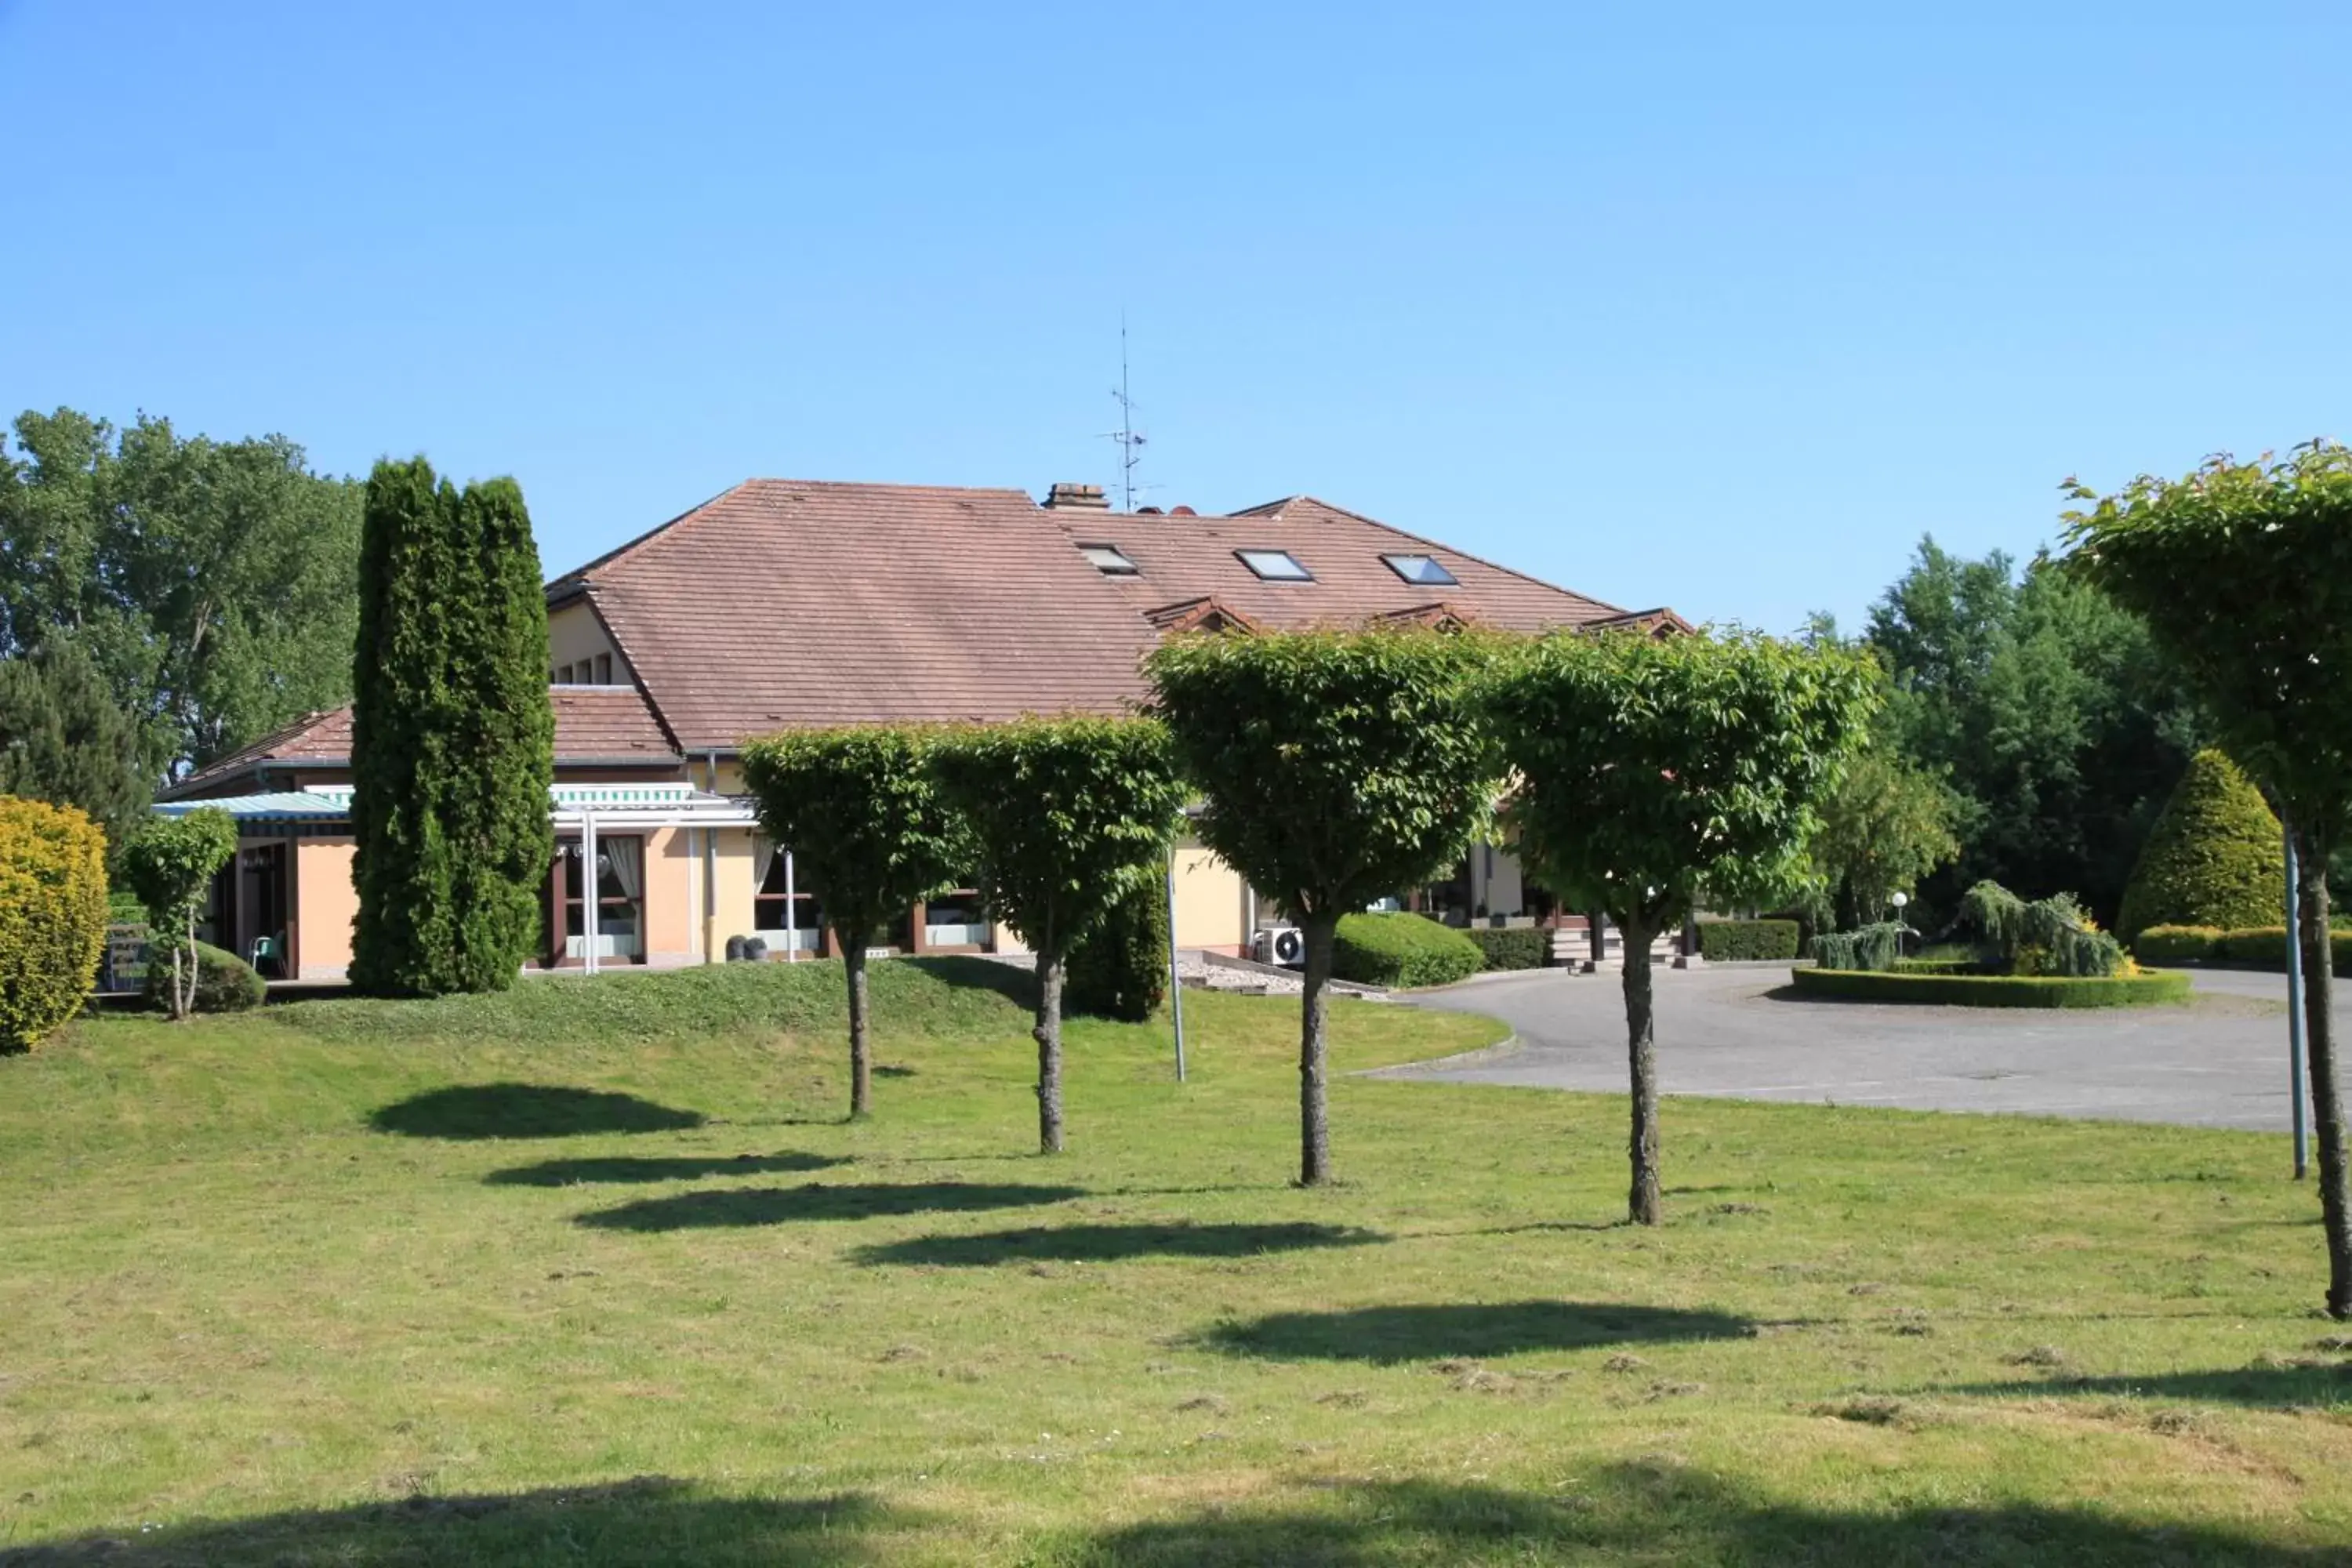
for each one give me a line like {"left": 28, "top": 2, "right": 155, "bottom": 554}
{"left": 1958, "top": 880, "right": 2126, "bottom": 978}
{"left": 1809, "top": 922, "right": 1905, "bottom": 972}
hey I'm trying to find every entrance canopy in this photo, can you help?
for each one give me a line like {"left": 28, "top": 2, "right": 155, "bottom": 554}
{"left": 155, "top": 782, "right": 761, "bottom": 832}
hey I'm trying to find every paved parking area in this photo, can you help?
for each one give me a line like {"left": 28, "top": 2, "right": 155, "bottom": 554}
{"left": 1395, "top": 965, "right": 2324, "bottom": 1132}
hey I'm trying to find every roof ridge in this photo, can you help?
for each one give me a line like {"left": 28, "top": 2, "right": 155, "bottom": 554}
{"left": 546, "top": 477, "right": 1048, "bottom": 592}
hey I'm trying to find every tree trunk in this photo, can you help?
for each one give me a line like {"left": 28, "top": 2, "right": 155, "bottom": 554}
{"left": 1620, "top": 912, "right": 1661, "bottom": 1225}
{"left": 844, "top": 942, "right": 873, "bottom": 1120}
{"left": 1034, "top": 946, "right": 1065, "bottom": 1154}
{"left": 2298, "top": 835, "right": 2352, "bottom": 1318}
{"left": 1586, "top": 909, "right": 1606, "bottom": 969}
{"left": 1298, "top": 911, "right": 1338, "bottom": 1187}
{"left": 176, "top": 911, "right": 195, "bottom": 1022}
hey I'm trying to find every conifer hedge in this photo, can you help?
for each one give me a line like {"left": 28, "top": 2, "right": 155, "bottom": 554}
{"left": 0, "top": 796, "right": 108, "bottom": 1051}
{"left": 349, "top": 459, "right": 554, "bottom": 996}
{"left": 2117, "top": 749, "right": 2284, "bottom": 941}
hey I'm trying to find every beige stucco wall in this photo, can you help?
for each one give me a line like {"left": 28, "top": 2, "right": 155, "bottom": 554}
{"left": 296, "top": 837, "right": 358, "bottom": 980}
{"left": 1171, "top": 844, "right": 1249, "bottom": 954}
{"left": 549, "top": 602, "right": 630, "bottom": 686}
{"left": 642, "top": 826, "right": 696, "bottom": 964}
{"left": 712, "top": 826, "right": 760, "bottom": 946}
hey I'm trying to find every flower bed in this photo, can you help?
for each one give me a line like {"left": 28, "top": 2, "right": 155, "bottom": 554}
{"left": 1789, "top": 966, "right": 2192, "bottom": 1008}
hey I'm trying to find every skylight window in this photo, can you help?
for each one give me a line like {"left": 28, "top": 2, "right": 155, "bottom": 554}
{"left": 1236, "top": 549, "right": 1313, "bottom": 582}
{"left": 1382, "top": 553, "right": 1459, "bottom": 586}
{"left": 1079, "top": 543, "right": 1138, "bottom": 575}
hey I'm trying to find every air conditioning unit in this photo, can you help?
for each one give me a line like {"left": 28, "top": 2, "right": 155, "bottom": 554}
{"left": 1254, "top": 925, "right": 1306, "bottom": 967}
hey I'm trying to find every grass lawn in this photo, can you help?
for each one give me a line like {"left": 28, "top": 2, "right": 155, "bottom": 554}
{"left": 3, "top": 958, "right": 2350, "bottom": 1565}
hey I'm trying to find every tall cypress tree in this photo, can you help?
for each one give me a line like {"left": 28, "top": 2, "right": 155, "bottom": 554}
{"left": 350, "top": 459, "right": 551, "bottom": 995}
{"left": 442, "top": 479, "right": 554, "bottom": 991}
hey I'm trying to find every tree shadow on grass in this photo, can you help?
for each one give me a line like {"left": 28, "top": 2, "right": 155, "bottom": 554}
{"left": 849, "top": 1221, "right": 1385, "bottom": 1268}
{"left": 1, "top": 1479, "right": 898, "bottom": 1566}
{"left": 1202, "top": 1301, "right": 1755, "bottom": 1363}
{"left": 575, "top": 1181, "right": 1085, "bottom": 1232}
{"left": 1089, "top": 1468, "right": 2336, "bottom": 1566}
{"left": 368, "top": 1084, "right": 704, "bottom": 1140}
{"left": 908, "top": 953, "right": 1036, "bottom": 1007}
{"left": 485, "top": 1152, "right": 848, "bottom": 1187}
{"left": 1948, "top": 1361, "right": 2352, "bottom": 1409}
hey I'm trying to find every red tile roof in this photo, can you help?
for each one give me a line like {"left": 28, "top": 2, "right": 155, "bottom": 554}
{"left": 164, "top": 686, "right": 679, "bottom": 798}
{"left": 553, "top": 481, "right": 1642, "bottom": 751}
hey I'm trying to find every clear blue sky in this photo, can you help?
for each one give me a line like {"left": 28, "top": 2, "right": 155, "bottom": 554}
{"left": 5, "top": 3, "right": 2347, "bottom": 634}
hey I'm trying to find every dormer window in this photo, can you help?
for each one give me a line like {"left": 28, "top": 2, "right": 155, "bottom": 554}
{"left": 1382, "top": 553, "right": 1458, "bottom": 586}
{"left": 1078, "top": 543, "right": 1139, "bottom": 575}
{"left": 1236, "top": 549, "right": 1312, "bottom": 582}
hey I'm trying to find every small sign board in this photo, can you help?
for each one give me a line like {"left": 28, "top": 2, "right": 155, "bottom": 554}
{"left": 99, "top": 923, "right": 151, "bottom": 993}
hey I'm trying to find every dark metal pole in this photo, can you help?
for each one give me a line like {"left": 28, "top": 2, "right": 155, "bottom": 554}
{"left": 1165, "top": 856, "right": 1187, "bottom": 1082}
{"left": 2288, "top": 823, "right": 2310, "bottom": 1178}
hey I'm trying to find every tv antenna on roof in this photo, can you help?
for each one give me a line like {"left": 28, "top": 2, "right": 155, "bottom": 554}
{"left": 1102, "top": 314, "right": 1148, "bottom": 512}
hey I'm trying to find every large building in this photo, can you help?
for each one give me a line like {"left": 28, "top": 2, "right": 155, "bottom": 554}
{"left": 160, "top": 479, "right": 1678, "bottom": 979}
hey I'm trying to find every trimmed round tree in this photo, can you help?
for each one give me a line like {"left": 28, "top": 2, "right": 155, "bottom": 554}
{"left": 740, "top": 726, "right": 964, "bottom": 1120}
{"left": 123, "top": 807, "right": 238, "bottom": 1022}
{"left": 2066, "top": 444, "right": 2352, "bottom": 1316}
{"left": 930, "top": 716, "right": 1188, "bottom": 1153}
{"left": 2117, "top": 749, "right": 2284, "bottom": 942}
{"left": 1483, "top": 628, "right": 1877, "bottom": 1225}
{"left": 1148, "top": 629, "right": 1501, "bottom": 1187}
{"left": 349, "top": 459, "right": 554, "bottom": 996}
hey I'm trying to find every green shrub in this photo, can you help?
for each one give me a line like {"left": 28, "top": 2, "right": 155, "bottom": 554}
{"left": 1698, "top": 919, "right": 1800, "bottom": 962}
{"left": 1892, "top": 956, "right": 1992, "bottom": 975}
{"left": 0, "top": 796, "right": 109, "bottom": 1052}
{"left": 2209, "top": 926, "right": 2352, "bottom": 974}
{"left": 2116, "top": 750, "right": 2284, "bottom": 941}
{"left": 1809, "top": 922, "right": 1905, "bottom": 972}
{"left": 1065, "top": 878, "right": 1169, "bottom": 1022}
{"left": 1957, "top": 880, "right": 2126, "bottom": 978}
{"left": 1790, "top": 967, "right": 2191, "bottom": 1008}
{"left": 1463, "top": 926, "right": 1548, "bottom": 971}
{"left": 143, "top": 939, "right": 266, "bottom": 1014}
{"left": 1333, "top": 912, "right": 1483, "bottom": 989}
{"left": 2133, "top": 924, "right": 2220, "bottom": 965}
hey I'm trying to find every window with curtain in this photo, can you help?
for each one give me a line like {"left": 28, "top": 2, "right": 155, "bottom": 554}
{"left": 752, "top": 837, "right": 822, "bottom": 951}
{"left": 559, "top": 834, "right": 644, "bottom": 959}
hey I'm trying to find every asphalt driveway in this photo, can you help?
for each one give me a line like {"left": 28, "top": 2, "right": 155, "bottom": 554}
{"left": 1393, "top": 965, "right": 2325, "bottom": 1132}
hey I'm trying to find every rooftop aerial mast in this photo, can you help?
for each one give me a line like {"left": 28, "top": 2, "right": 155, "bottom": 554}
{"left": 1104, "top": 315, "right": 1147, "bottom": 512}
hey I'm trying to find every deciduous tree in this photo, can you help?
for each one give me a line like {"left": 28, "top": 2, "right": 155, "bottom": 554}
{"left": 123, "top": 807, "right": 237, "bottom": 1021}
{"left": 1483, "top": 629, "right": 1876, "bottom": 1224}
{"left": 2065, "top": 443, "right": 2352, "bottom": 1316}
{"left": 740, "top": 727, "right": 963, "bottom": 1120}
{"left": 1148, "top": 630, "right": 1500, "bottom": 1187}
{"left": 0, "top": 408, "right": 362, "bottom": 780}
{"left": 1863, "top": 539, "right": 2201, "bottom": 924}
{"left": 931, "top": 717, "right": 1188, "bottom": 1152}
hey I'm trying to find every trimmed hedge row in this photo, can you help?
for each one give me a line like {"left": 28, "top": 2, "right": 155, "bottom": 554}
{"left": 0, "top": 797, "right": 110, "bottom": 1052}
{"left": 2131, "top": 923, "right": 2352, "bottom": 974}
{"left": 1333, "top": 913, "right": 1483, "bottom": 989}
{"left": 1789, "top": 966, "right": 2192, "bottom": 1008}
{"left": 141, "top": 939, "right": 266, "bottom": 1014}
{"left": 1464, "top": 926, "right": 1548, "bottom": 971}
{"left": 1697, "top": 919, "right": 1800, "bottom": 963}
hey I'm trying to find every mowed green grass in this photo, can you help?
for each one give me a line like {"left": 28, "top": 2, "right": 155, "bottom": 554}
{"left": 3, "top": 958, "right": 2350, "bottom": 1565}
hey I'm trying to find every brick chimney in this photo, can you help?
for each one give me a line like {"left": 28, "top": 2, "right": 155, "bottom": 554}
{"left": 1043, "top": 481, "right": 1109, "bottom": 510}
